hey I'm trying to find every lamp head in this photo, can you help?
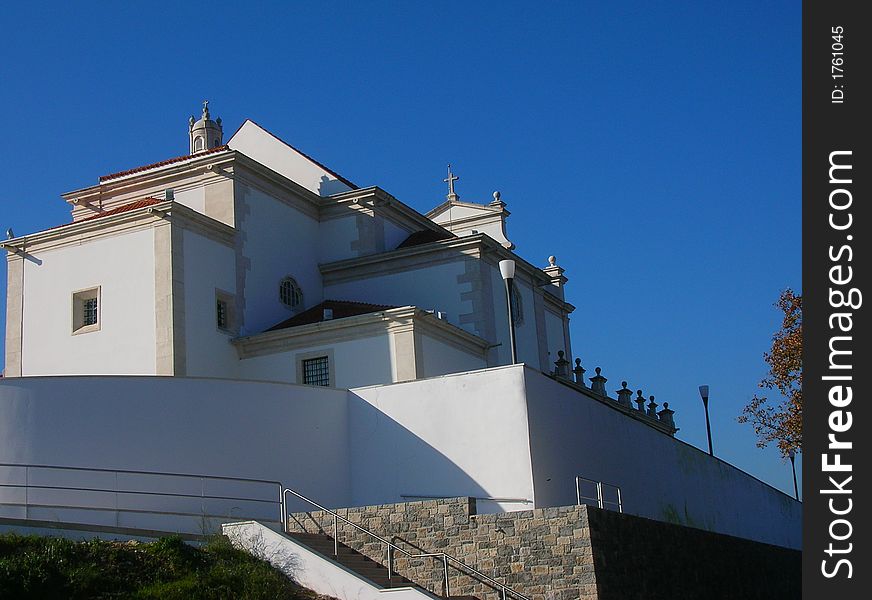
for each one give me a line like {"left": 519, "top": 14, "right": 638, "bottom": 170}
{"left": 499, "top": 259, "right": 516, "bottom": 280}
{"left": 698, "top": 385, "right": 709, "bottom": 402}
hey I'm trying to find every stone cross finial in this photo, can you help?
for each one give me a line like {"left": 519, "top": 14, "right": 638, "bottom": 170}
{"left": 635, "top": 390, "right": 646, "bottom": 412}
{"left": 647, "top": 395, "right": 659, "bottom": 418}
{"left": 444, "top": 164, "right": 459, "bottom": 201}
{"left": 202, "top": 99, "right": 210, "bottom": 119}
{"left": 573, "top": 358, "right": 586, "bottom": 387}
{"left": 616, "top": 381, "right": 633, "bottom": 407}
{"left": 589, "top": 367, "right": 607, "bottom": 396}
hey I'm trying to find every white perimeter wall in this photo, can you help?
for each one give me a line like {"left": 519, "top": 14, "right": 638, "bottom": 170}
{"left": 348, "top": 366, "right": 535, "bottom": 513}
{"left": 0, "top": 376, "right": 351, "bottom": 510}
{"left": 183, "top": 229, "right": 239, "bottom": 378}
{"left": 521, "top": 368, "right": 801, "bottom": 548}
{"left": 19, "top": 229, "right": 157, "bottom": 376}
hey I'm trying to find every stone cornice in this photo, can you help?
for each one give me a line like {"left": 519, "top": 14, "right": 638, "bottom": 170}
{"left": 233, "top": 305, "right": 489, "bottom": 360}
{"left": 2, "top": 201, "right": 235, "bottom": 258}
{"left": 325, "top": 187, "right": 449, "bottom": 235}
{"left": 320, "top": 234, "right": 553, "bottom": 288}
{"left": 426, "top": 198, "right": 509, "bottom": 219}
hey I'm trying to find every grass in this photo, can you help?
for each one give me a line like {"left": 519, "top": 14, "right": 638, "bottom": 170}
{"left": 0, "top": 532, "right": 323, "bottom": 599}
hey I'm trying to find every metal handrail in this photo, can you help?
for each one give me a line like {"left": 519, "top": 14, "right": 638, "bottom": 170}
{"left": 0, "top": 463, "right": 284, "bottom": 528}
{"left": 283, "top": 487, "right": 531, "bottom": 600}
{"left": 575, "top": 476, "right": 622, "bottom": 513}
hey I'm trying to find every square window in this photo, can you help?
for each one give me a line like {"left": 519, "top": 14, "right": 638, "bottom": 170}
{"left": 302, "top": 356, "right": 330, "bottom": 387}
{"left": 72, "top": 287, "right": 101, "bottom": 335}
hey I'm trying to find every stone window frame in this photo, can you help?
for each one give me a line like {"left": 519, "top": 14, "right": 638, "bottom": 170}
{"left": 279, "top": 276, "right": 303, "bottom": 311}
{"left": 71, "top": 286, "right": 101, "bottom": 335}
{"left": 295, "top": 348, "right": 335, "bottom": 387}
{"left": 215, "top": 288, "right": 236, "bottom": 335}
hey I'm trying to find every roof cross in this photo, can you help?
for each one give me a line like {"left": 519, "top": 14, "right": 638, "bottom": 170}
{"left": 444, "top": 164, "right": 459, "bottom": 200}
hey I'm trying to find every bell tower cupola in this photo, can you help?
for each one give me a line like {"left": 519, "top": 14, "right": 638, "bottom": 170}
{"left": 188, "top": 100, "right": 223, "bottom": 154}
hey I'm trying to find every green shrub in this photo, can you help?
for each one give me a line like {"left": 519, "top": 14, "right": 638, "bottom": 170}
{"left": 0, "top": 533, "right": 315, "bottom": 599}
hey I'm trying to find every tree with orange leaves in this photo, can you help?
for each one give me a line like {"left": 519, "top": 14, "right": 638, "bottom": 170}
{"left": 738, "top": 289, "right": 802, "bottom": 457}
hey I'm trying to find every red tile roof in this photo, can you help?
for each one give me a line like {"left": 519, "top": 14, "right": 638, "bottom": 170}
{"left": 99, "top": 146, "right": 229, "bottom": 182}
{"left": 78, "top": 198, "right": 165, "bottom": 222}
{"left": 265, "top": 299, "right": 398, "bottom": 332}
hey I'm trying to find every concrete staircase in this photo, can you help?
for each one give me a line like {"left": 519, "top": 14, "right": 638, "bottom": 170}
{"left": 288, "top": 531, "right": 417, "bottom": 589}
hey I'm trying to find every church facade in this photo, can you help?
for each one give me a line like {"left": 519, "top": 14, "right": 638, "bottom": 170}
{"left": 3, "top": 103, "right": 573, "bottom": 387}
{"left": 1, "top": 105, "right": 800, "bottom": 550}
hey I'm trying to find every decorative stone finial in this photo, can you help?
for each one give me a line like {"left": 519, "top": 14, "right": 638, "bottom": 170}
{"left": 658, "top": 402, "right": 677, "bottom": 431}
{"left": 548, "top": 255, "right": 556, "bottom": 266}
{"left": 635, "top": 390, "right": 646, "bottom": 412}
{"left": 616, "top": 381, "right": 633, "bottom": 408}
{"left": 493, "top": 191, "right": 501, "bottom": 202}
{"left": 202, "top": 99, "right": 210, "bottom": 119}
{"left": 573, "top": 358, "right": 586, "bottom": 387}
{"left": 647, "top": 395, "right": 659, "bottom": 418}
{"left": 553, "top": 350, "right": 571, "bottom": 380}
{"left": 589, "top": 367, "right": 607, "bottom": 396}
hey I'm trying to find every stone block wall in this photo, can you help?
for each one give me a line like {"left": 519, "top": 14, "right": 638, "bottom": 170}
{"left": 287, "top": 497, "right": 800, "bottom": 600}
{"left": 288, "top": 497, "right": 597, "bottom": 600}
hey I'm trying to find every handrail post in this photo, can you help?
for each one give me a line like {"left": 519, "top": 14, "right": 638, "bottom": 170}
{"left": 443, "top": 554, "right": 450, "bottom": 598}
{"left": 596, "top": 481, "right": 603, "bottom": 509}
{"left": 616, "top": 487, "right": 623, "bottom": 513}
{"left": 502, "top": 584, "right": 508, "bottom": 600}
{"left": 280, "top": 486, "right": 286, "bottom": 532}
{"left": 333, "top": 514, "right": 339, "bottom": 557}
{"left": 386, "top": 545, "right": 392, "bottom": 581}
{"left": 575, "top": 476, "right": 580, "bottom": 506}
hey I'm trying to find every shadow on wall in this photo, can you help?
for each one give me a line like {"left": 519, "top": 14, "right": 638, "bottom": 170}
{"left": 345, "top": 392, "right": 490, "bottom": 509}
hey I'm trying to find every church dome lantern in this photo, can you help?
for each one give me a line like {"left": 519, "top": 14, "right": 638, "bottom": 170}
{"left": 189, "top": 100, "right": 223, "bottom": 154}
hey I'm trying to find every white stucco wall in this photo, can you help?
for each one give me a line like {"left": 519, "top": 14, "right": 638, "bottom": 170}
{"left": 229, "top": 121, "right": 353, "bottom": 197}
{"left": 173, "top": 187, "right": 206, "bottom": 214}
{"left": 543, "top": 307, "right": 568, "bottom": 366}
{"left": 237, "top": 184, "right": 323, "bottom": 335}
{"left": 349, "top": 366, "right": 536, "bottom": 513}
{"left": 18, "top": 229, "right": 157, "bottom": 376}
{"left": 239, "top": 333, "right": 393, "bottom": 388}
{"left": 318, "top": 213, "right": 414, "bottom": 264}
{"left": 418, "top": 333, "right": 486, "bottom": 378}
{"left": 0, "top": 376, "right": 352, "bottom": 513}
{"left": 324, "top": 262, "right": 472, "bottom": 334}
{"left": 521, "top": 367, "right": 801, "bottom": 548}
{"left": 182, "top": 228, "right": 239, "bottom": 378}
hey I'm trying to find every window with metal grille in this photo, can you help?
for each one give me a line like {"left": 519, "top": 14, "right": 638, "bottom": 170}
{"left": 72, "top": 287, "right": 100, "bottom": 334}
{"left": 302, "top": 356, "right": 330, "bottom": 387}
{"left": 279, "top": 277, "right": 302, "bottom": 309}
{"left": 83, "top": 298, "right": 98, "bottom": 326}
{"left": 216, "top": 298, "right": 228, "bottom": 329}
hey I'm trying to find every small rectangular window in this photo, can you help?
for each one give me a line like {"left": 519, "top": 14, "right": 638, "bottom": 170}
{"left": 215, "top": 289, "right": 235, "bottom": 334}
{"left": 302, "top": 356, "right": 330, "bottom": 387}
{"left": 72, "top": 287, "right": 101, "bottom": 335}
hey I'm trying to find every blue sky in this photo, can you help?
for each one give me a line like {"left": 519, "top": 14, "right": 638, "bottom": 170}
{"left": 0, "top": 2, "right": 801, "bottom": 495}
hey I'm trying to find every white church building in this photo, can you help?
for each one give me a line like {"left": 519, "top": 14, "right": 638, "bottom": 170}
{"left": 1, "top": 104, "right": 800, "bottom": 549}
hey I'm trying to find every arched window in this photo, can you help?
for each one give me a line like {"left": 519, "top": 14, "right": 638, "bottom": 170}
{"left": 510, "top": 284, "right": 524, "bottom": 325}
{"left": 279, "top": 277, "right": 303, "bottom": 309}
{"left": 194, "top": 136, "right": 204, "bottom": 152}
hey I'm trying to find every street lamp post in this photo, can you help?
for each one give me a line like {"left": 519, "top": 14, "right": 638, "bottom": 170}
{"left": 698, "top": 385, "right": 713, "bottom": 456}
{"left": 498, "top": 259, "right": 518, "bottom": 364}
{"left": 788, "top": 449, "right": 799, "bottom": 500}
